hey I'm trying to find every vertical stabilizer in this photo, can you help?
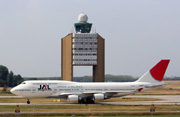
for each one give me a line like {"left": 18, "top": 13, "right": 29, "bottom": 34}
{"left": 136, "top": 60, "right": 170, "bottom": 83}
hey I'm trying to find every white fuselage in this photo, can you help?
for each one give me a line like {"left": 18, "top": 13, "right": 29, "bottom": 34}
{"left": 11, "top": 80, "right": 165, "bottom": 99}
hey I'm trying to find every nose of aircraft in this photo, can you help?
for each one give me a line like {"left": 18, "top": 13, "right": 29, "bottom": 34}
{"left": 10, "top": 88, "right": 15, "bottom": 94}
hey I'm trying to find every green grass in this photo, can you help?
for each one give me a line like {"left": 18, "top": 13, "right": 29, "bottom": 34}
{"left": 1, "top": 113, "right": 180, "bottom": 117}
{"left": 1, "top": 105, "right": 180, "bottom": 112}
{"left": 0, "top": 97, "right": 160, "bottom": 103}
{"left": 1, "top": 105, "right": 180, "bottom": 116}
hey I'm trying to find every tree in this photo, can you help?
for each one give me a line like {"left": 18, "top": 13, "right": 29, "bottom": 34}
{"left": 13, "top": 75, "right": 18, "bottom": 87}
{"left": 0, "top": 79, "right": 6, "bottom": 87}
{"left": 7, "top": 71, "right": 14, "bottom": 87}
{"left": 15, "top": 74, "right": 24, "bottom": 85}
{"left": 0, "top": 65, "right": 24, "bottom": 87}
{"left": 0, "top": 65, "right": 9, "bottom": 86}
{"left": 13, "top": 74, "right": 24, "bottom": 86}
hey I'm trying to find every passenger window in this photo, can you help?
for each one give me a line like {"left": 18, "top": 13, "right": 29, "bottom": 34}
{"left": 21, "top": 82, "right": 26, "bottom": 84}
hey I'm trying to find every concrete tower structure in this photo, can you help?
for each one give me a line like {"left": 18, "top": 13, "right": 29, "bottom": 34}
{"left": 61, "top": 14, "right": 105, "bottom": 82}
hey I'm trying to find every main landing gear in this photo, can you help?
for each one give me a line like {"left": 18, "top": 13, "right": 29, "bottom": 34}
{"left": 27, "top": 99, "right": 30, "bottom": 104}
{"left": 78, "top": 98, "right": 95, "bottom": 104}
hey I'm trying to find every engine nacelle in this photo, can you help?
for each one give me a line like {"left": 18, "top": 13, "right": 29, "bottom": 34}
{"left": 94, "top": 94, "right": 106, "bottom": 100}
{"left": 68, "top": 95, "right": 80, "bottom": 102}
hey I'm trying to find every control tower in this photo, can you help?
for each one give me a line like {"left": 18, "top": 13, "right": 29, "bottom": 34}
{"left": 61, "top": 13, "right": 105, "bottom": 82}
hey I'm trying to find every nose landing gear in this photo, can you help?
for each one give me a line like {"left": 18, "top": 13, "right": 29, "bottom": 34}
{"left": 27, "top": 99, "right": 30, "bottom": 104}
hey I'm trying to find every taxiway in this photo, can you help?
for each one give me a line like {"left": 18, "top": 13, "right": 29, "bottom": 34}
{"left": 0, "top": 95, "right": 180, "bottom": 105}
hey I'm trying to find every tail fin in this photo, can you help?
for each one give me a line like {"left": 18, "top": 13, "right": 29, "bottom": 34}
{"left": 136, "top": 60, "right": 170, "bottom": 83}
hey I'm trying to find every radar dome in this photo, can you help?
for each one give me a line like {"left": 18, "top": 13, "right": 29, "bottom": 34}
{"left": 78, "top": 13, "right": 88, "bottom": 23}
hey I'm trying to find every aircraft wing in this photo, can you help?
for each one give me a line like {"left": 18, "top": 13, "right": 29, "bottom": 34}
{"left": 51, "top": 89, "right": 140, "bottom": 98}
{"left": 51, "top": 92, "right": 82, "bottom": 96}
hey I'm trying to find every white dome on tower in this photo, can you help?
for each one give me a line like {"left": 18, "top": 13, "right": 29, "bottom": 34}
{"left": 78, "top": 13, "right": 88, "bottom": 23}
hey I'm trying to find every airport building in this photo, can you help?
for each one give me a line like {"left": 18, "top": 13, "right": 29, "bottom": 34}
{"left": 61, "top": 13, "right": 105, "bottom": 82}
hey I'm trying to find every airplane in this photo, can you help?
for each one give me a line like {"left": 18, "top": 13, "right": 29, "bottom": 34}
{"left": 10, "top": 59, "right": 170, "bottom": 104}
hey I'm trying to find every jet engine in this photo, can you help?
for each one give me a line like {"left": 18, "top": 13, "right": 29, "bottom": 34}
{"left": 68, "top": 95, "right": 81, "bottom": 102}
{"left": 94, "top": 94, "right": 107, "bottom": 100}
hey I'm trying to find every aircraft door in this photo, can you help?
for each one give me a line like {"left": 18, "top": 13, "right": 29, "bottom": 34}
{"left": 32, "top": 86, "right": 36, "bottom": 94}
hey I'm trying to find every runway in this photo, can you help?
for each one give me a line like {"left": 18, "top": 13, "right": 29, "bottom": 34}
{"left": 1, "top": 111, "right": 180, "bottom": 114}
{"left": 0, "top": 95, "right": 180, "bottom": 105}
{"left": 100, "top": 95, "right": 180, "bottom": 105}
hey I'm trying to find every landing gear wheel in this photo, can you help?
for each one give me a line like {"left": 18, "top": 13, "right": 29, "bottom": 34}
{"left": 87, "top": 99, "right": 95, "bottom": 104}
{"left": 27, "top": 99, "right": 30, "bottom": 104}
{"left": 83, "top": 98, "right": 95, "bottom": 104}
{"left": 78, "top": 100, "right": 82, "bottom": 104}
{"left": 90, "top": 100, "right": 95, "bottom": 104}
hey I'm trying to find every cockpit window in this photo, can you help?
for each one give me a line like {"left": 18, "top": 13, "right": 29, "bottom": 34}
{"left": 21, "top": 82, "right": 26, "bottom": 84}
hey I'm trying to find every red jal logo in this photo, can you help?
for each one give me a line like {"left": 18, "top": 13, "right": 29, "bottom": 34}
{"left": 38, "top": 83, "right": 51, "bottom": 91}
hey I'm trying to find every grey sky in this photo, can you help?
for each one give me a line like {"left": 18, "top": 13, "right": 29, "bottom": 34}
{"left": 0, "top": 0, "right": 179, "bottom": 77}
